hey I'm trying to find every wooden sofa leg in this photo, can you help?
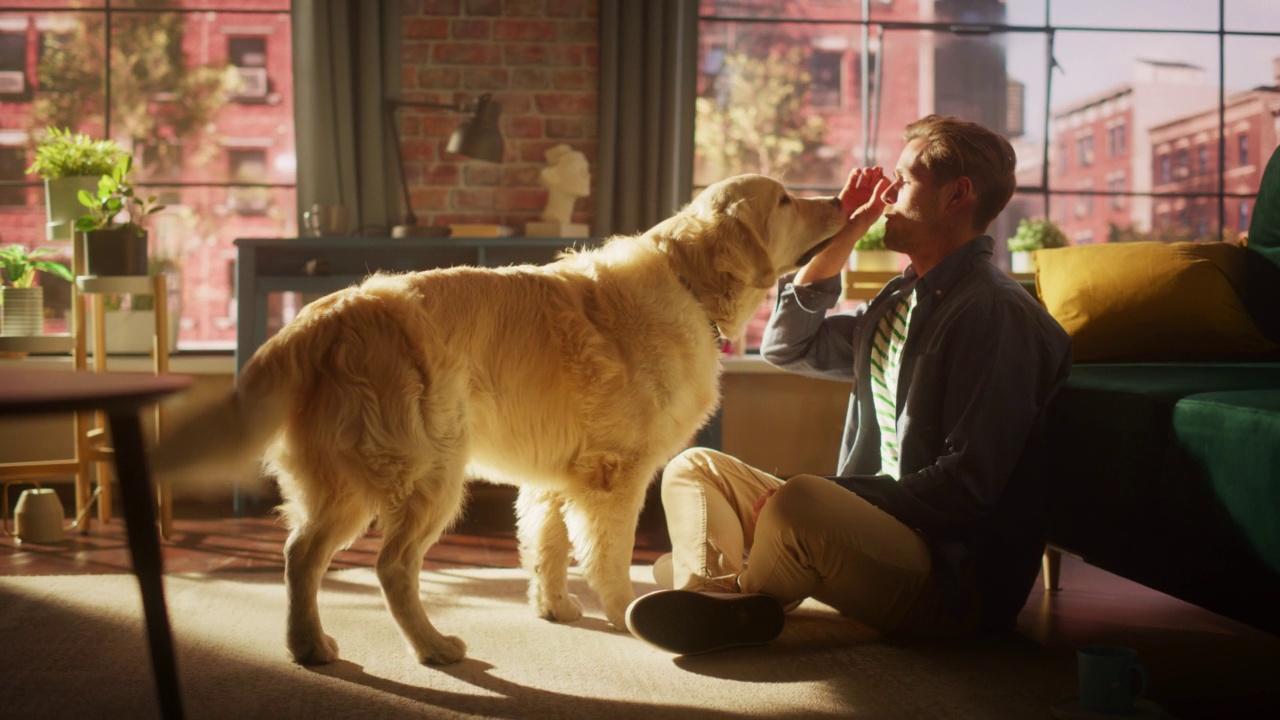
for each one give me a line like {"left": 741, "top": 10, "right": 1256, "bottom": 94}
{"left": 1042, "top": 547, "right": 1062, "bottom": 592}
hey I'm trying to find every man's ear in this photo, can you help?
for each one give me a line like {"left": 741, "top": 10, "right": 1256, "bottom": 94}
{"left": 946, "top": 176, "right": 975, "bottom": 212}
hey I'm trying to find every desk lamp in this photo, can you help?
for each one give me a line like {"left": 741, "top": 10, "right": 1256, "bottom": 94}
{"left": 385, "top": 93, "right": 504, "bottom": 237}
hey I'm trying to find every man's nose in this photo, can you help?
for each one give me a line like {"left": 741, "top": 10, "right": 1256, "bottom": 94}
{"left": 880, "top": 183, "right": 899, "bottom": 204}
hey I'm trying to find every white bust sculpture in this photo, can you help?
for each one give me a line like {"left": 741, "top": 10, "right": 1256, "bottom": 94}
{"left": 527, "top": 144, "right": 590, "bottom": 237}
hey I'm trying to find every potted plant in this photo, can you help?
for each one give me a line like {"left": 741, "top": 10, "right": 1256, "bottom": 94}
{"left": 1007, "top": 217, "right": 1068, "bottom": 273}
{"left": 25, "top": 127, "right": 128, "bottom": 241}
{"left": 0, "top": 244, "right": 73, "bottom": 337}
{"left": 75, "top": 156, "right": 165, "bottom": 277}
{"left": 849, "top": 217, "right": 898, "bottom": 271}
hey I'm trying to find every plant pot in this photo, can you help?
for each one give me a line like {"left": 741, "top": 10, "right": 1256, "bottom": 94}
{"left": 79, "top": 228, "right": 149, "bottom": 276}
{"left": 85, "top": 307, "right": 181, "bottom": 354}
{"left": 1, "top": 286, "right": 44, "bottom": 336}
{"left": 850, "top": 250, "right": 899, "bottom": 272}
{"left": 45, "top": 176, "right": 101, "bottom": 241}
{"left": 1010, "top": 250, "right": 1035, "bottom": 274}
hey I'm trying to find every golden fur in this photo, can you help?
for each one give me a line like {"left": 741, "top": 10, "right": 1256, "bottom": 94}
{"left": 153, "top": 174, "right": 846, "bottom": 665}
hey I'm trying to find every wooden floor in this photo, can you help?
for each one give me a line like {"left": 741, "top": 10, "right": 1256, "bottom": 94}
{"left": 3, "top": 488, "right": 1277, "bottom": 719}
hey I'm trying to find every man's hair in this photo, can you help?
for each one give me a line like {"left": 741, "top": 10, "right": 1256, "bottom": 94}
{"left": 903, "top": 115, "right": 1017, "bottom": 232}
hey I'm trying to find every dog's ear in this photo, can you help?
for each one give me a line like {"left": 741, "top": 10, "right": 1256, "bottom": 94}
{"left": 705, "top": 212, "right": 776, "bottom": 291}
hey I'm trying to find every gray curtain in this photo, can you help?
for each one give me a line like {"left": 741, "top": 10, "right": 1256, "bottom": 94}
{"left": 595, "top": 0, "right": 699, "bottom": 237}
{"left": 292, "top": 0, "right": 401, "bottom": 236}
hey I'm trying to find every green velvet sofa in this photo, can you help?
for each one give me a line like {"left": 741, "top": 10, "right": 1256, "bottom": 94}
{"left": 1040, "top": 148, "right": 1280, "bottom": 635}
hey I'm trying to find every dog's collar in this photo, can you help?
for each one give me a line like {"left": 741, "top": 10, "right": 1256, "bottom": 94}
{"left": 675, "top": 272, "right": 728, "bottom": 349}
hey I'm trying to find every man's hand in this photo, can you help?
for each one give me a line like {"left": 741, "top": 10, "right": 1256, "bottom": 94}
{"left": 839, "top": 166, "right": 890, "bottom": 239}
{"left": 794, "top": 167, "right": 890, "bottom": 285}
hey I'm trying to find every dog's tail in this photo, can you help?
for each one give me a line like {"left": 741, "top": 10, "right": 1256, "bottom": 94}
{"left": 150, "top": 312, "right": 323, "bottom": 490}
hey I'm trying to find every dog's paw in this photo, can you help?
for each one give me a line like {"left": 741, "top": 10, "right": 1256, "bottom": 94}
{"left": 290, "top": 632, "right": 340, "bottom": 665}
{"left": 417, "top": 635, "right": 467, "bottom": 665}
{"left": 537, "top": 593, "right": 584, "bottom": 623}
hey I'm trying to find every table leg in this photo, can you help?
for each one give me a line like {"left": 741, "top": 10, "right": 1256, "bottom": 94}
{"left": 107, "top": 410, "right": 185, "bottom": 720}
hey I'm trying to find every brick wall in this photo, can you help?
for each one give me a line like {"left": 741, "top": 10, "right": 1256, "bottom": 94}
{"left": 399, "top": 0, "right": 598, "bottom": 231}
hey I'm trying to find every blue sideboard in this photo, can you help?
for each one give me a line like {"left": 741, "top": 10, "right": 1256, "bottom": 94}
{"left": 233, "top": 236, "right": 598, "bottom": 373}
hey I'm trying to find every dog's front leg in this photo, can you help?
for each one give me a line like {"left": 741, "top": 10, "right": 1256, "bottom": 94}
{"left": 515, "top": 487, "right": 583, "bottom": 622}
{"left": 563, "top": 482, "right": 648, "bottom": 631}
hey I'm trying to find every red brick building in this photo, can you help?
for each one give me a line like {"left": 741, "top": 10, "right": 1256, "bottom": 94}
{"left": 1050, "top": 59, "right": 1219, "bottom": 245}
{"left": 1150, "top": 68, "right": 1280, "bottom": 241}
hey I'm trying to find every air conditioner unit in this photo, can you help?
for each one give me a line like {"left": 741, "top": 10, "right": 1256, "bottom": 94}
{"left": 235, "top": 67, "right": 268, "bottom": 98}
{"left": 0, "top": 71, "right": 25, "bottom": 94}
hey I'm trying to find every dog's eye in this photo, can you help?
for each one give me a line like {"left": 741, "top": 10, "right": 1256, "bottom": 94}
{"left": 778, "top": 195, "right": 792, "bottom": 206}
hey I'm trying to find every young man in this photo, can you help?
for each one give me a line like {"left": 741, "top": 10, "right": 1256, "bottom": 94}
{"left": 625, "top": 115, "right": 1073, "bottom": 655}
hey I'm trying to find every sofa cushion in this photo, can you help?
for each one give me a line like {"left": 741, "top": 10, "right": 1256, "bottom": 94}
{"left": 1166, "top": 389, "right": 1280, "bottom": 572}
{"left": 1034, "top": 241, "right": 1277, "bottom": 362}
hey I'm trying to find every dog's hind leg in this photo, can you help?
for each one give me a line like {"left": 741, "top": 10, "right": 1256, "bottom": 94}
{"left": 563, "top": 472, "right": 651, "bottom": 631}
{"left": 516, "top": 487, "right": 583, "bottom": 622}
{"left": 376, "top": 476, "right": 468, "bottom": 665}
{"left": 282, "top": 498, "right": 372, "bottom": 665}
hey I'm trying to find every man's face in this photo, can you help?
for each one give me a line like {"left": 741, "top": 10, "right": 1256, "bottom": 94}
{"left": 880, "top": 138, "right": 953, "bottom": 255}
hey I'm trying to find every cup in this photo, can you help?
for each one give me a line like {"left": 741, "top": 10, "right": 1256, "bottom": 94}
{"left": 302, "top": 204, "right": 351, "bottom": 237}
{"left": 1077, "top": 645, "right": 1149, "bottom": 715}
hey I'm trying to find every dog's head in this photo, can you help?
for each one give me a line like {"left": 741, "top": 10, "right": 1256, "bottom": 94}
{"left": 651, "top": 174, "right": 847, "bottom": 339}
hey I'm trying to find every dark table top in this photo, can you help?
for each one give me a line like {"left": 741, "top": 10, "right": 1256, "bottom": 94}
{"left": 0, "top": 369, "right": 191, "bottom": 417}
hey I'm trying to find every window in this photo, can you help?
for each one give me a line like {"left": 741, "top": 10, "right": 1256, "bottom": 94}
{"left": 1108, "top": 123, "right": 1127, "bottom": 156}
{"left": 1108, "top": 172, "right": 1126, "bottom": 210}
{"left": 0, "top": 31, "right": 26, "bottom": 96}
{"left": 229, "top": 36, "right": 270, "bottom": 101}
{"left": 694, "top": 1, "right": 1279, "bottom": 352}
{"left": 0, "top": 3, "right": 295, "bottom": 351}
{"left": 1077, "top": 132, "right": 1094, "bottom": 167}
{"left": 809, "top": 49, "right": 843, "bottom": 108}
{"left": 1240, "top": 200, "right": 1251, "bottom": 231}
{"left": 1239, "top": 134, "right": 1250, "bottom": 166}
{"left": 0, "top": 146, "right": 24, "bottom": 205}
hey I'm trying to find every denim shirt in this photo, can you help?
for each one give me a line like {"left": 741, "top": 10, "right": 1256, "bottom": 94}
{"left": 761, "top": 236, "right": 1072, "bottom": 630}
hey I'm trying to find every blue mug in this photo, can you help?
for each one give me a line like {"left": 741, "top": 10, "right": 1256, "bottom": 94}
{"left": 1077, "top": 645, "right": 1150, "bottom": 714}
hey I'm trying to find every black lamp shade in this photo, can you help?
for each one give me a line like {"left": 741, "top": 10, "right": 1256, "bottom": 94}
{"left": 447, "top": 94, "right": 504, "bottom": 163}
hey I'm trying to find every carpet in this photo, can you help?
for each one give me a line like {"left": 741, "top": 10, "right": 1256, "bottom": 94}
{"left": 0, "top": 566, "right": 1075, "bottom": 718}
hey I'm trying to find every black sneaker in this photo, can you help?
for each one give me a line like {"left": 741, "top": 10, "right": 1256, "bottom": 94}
{"left": 624, "top": 589, "right": 785, "bottom": 655}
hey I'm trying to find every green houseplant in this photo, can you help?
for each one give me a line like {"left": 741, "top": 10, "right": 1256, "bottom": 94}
{"left": 1007, "top": 218, "right": 1068, "bottom": 272}
{"left": 75, "top": 156, "right": 165, "bottom": 276}
{"left": 26, "top": 127, "right": 128, "bottom": 241}
{"left": 0, "top": 244, "right": 73, "bottom": 337}
{"left": 850, "top": 217, "right": 897, "bottom": 271}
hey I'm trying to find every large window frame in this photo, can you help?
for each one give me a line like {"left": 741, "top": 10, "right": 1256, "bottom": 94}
{"left": 0, "top": 1, "right": 295, "bottom": 353}
{"left": 694, "top": 0, "right": 1278, "bottom": 243}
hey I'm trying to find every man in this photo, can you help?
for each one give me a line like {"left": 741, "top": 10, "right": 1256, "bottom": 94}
{"left": 625, "top": 115, "right": 1072, "bottom": 655}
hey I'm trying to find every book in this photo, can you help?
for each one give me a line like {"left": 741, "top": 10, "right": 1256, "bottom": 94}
{"left": 449, "top": 224, "right": 514, "bottom": 238}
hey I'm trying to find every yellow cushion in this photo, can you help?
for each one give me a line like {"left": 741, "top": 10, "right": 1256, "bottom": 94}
{"left": 1034, "top": 241, "right": 1277, "bottom": 362}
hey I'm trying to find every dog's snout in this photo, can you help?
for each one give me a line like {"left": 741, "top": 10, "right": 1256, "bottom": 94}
{"left": 827, "top": 196, "right": 842, "bottom": 209}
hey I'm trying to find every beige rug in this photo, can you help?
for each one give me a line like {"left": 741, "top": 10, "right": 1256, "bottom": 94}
{"left": 0, "top": 566, "right": 1073, "bottom": 718}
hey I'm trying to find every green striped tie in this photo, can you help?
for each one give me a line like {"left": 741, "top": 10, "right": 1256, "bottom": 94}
{"left": 868, "top": 288, "right": 917, "bottom": 479}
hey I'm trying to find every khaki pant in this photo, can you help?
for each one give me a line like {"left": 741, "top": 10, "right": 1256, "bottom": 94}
{"left": 662, "top": 447, "right": 956, "bottom": 634}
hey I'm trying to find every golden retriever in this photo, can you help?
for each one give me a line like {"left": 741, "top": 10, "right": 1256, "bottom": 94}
{"left": 153, "top": 174, "right": 847, "bottom": 666}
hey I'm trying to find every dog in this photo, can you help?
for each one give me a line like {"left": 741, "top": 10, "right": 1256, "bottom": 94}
{"left": 152, "top": 174, "right": 847, "bottom": 665}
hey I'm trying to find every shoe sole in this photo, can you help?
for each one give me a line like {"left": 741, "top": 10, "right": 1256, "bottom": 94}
{"left": 625, "top": 590, "right": 784, "bottom": 655}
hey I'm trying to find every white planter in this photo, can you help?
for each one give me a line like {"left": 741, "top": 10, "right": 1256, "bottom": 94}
{"left": 850, "top": 250, "right": 899, "bottom": 272}
{"left": 45, "top": 176, "right": 101, "bottom": 241}
{"left": 1, "top": 286, "right": 44, "bottom": 336}
{"left": 85, "top": 308, "right": 180, "bottom": 354}
{"left": 1010, "top": 250, "right": 1035, "bottom": 274}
